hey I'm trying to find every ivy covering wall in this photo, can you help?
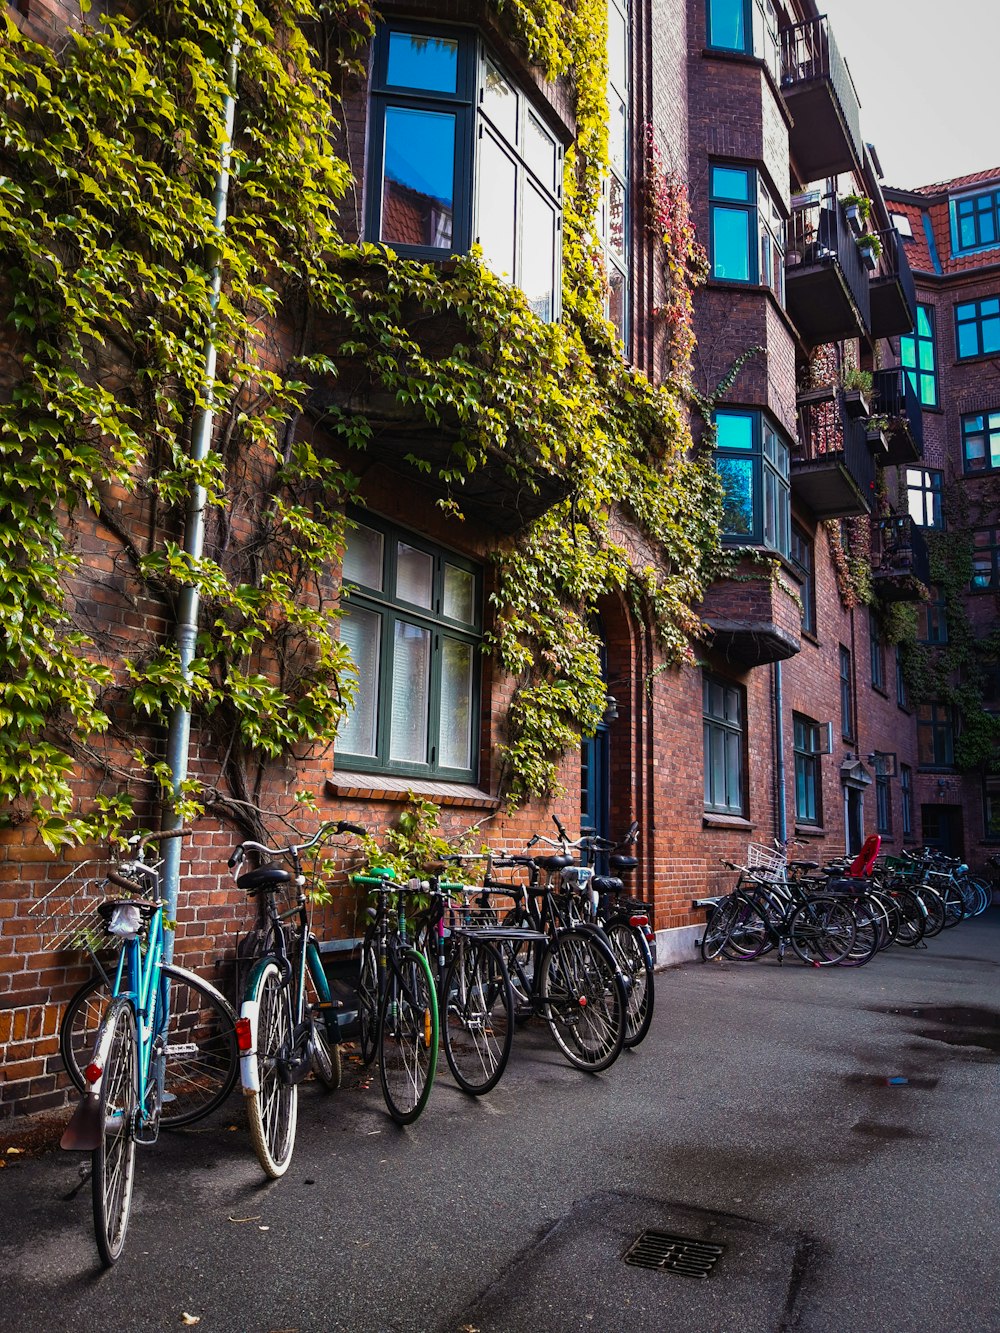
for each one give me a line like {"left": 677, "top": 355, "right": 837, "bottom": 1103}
{"left": 0, "top": 0, "right": 722, "bottom": 844}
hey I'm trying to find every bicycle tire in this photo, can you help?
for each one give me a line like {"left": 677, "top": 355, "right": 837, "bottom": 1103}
{"left": 891, "top": 888, "right": 927, "bottom": 947}
{"left": 498, "top": 906, "right": 537, "bottom": 1016}
{"left": 378, "top": 946, "right": 438, "bottom": 1125}
{"left": 357, "top": 931, "right": 379, "bottom": 1066}
{"left": 939, "top": 881, "right": 964, "bottom": 928}
{"left": 836, "top": 902, "right": 880, "bottom": 967}
{"left": 700, "top": 895, "right": 739, "bottom": 962}
{"left": 306, "top": 939, "right": 342, "bottom": 1091}
{"left": 441, "top": 936, "right": 513, "bottom": 1095}
{"left": 244, "top": 959, "right": 297, "bottom": 1178}
{"left": 92, "top": 997, "right": 138, "bottom": 1267}
{"left": 917, "top": 887, "right": 946, "bottom": 937}
{"left": 602, "top": 918, "right": 654, "bottom": 1048}
{"left": 540, "top": 929, "right": 626, "bottom": 1072}
{"left": 61, "top": 965, "right": 238, "bottom": 1127}
{"left": 788, "top": 897, "right": 856, "bottom": 965}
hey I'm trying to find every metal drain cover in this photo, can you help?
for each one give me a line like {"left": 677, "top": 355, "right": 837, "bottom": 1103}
{"left": 624, "top": 1229, "right": 724, "bottom": 1278}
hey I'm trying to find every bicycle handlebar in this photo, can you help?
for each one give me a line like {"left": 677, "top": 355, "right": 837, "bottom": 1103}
{"left": 228, "top": 819, "right": 367, "bottom": 869}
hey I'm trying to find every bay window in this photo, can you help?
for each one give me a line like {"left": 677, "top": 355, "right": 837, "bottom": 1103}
{"left": 367, "top": 23, "right": 563, "bottom": 321}
{"left": 715, "top": 408, "right": 791, "bottom": 557}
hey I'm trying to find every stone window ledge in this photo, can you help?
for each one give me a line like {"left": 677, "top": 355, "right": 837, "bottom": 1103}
{"left": 326, "top": 772, "right": 499, "bottom": 810}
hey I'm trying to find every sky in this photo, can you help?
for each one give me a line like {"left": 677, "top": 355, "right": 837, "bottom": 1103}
{"left": 820, "top": 0, "right": 998, "bottom": 191}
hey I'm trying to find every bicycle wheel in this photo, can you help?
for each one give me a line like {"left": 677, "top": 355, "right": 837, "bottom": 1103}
{"left": 357, "top": 930, "right": 379, "bottom": 1066}
{"left": 244, "top": 960, "right": 297, "bottom": 1178}
{"left": 540, "top": 929, "right": 626, "bottom": 1072}
{"left": 442, "top": 936, "right": 513, "bottom": 1095}
{"left": 306, "top": 939, "right": 342, "bottom": 1092}
{"left": 891, "top": 888, "right": 927, "bottom": 947}
{"left": 918, "top": 887, "right": 946, "bottom": 937}
{"left": 700, "top": 895, "right": 739, "bottom": 962}
{"left": 788, "top": 897, "right": 856, "bottom": 965}
{"left": 939, "top": 882, "right": 964, "bottom": 929}
{"left": 92, "top": 997, "right": 138, "bottom": 1267}
{"left": 62, "top": 965, "right": 238, "bottom": 1127}
{"left": 498, "top": 906, "right": 536, "bottom": 1016}
{"left": 602, "top": 918, "right": 654, "bottom": 1048}
{"left": 378, "top": 946, "right": 438, "bottom": 1125}
{"left": 836, "top": 902, "right": 880, "bottom": 967}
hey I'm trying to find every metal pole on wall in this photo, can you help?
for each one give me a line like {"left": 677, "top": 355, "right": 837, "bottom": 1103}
{"left": 160, "top": 7, "right": 243, "bottom": 961}
{"left": 774, "top": 660, "right": 787, "bottom": 847}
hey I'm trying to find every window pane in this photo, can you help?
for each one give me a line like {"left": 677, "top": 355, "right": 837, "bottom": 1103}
{"left": 343, "top": 523, "right": 384, "bottom": 589}
{"left": 608, "top": 2, "right": 628, "bottom": 90}
{"left": 708, "top": 0, "right": 748, "bottom": 51}
{"left": 389, "top": 621, "right": 431, "bottom": 763}
{"left": 382, "top": 107, "right": 455, "bottom": 249}
{"left": 525, "top": 112, "right": 557, "bottom": 192}
{"left": 608, "top": 175, "right": 626, "bottom": 261}
{"left": 718, "top": 457, "right": 754, "bottom": 535}
{"left": 711, "top": 165, "right": 751, "bottom": 201}
{"left": 338, "top": 607, "right": 381, "bottom": 756}
{"left": 477, "top": 132, "right": 517, "bottom": 280}
{"left": 443, "top": 563, "right": 475, "bottom": 623}
{"left": 396, "top": 542, "right": 434, "bottom": 607}
{"left": 521, "top": 182, "right": 556, "bottom": 321}
{"left": 387, "top": 33, "right": 458, "bottom": 93}
{"left": 608, "top": 94, "right": 627, "bottom": 177}
{"left": 712, "top": 206, "right": 751, "bottom": 281}
{"left": 481, "top": 59, "right": 517, "bottom": 141}
{"left": 984, "top": 317, "right": 1000, "bottom": 354}
{"left": 917, "top": 306, "right": 932, "bottom": 338}
{"left": 439, "top": 638, "right": 474, "bottom": 769}
{"left": 957, "top": 322, "right": 979, "bottom": 358}
{"left": 716, "top": 411, "right": 754, "bottom": 450}
{"left": 608, "top": 265, "right": 626, "bottom": 340}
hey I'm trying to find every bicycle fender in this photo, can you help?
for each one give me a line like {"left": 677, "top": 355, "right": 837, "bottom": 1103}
{"left": 239, "top": 997, "right": 261, "bottom": 1094}
{"left": 60, "top": 1091, "right": 103, "bottom": 1152}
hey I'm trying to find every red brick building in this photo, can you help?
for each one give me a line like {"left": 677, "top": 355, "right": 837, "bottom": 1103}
{"left": 2, "top": 0, "right": 995, "bottom": 1119}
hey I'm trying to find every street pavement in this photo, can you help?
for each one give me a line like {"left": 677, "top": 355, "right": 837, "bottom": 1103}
{"left": 2, "top": 913, "right": 999, "bottom": 1333}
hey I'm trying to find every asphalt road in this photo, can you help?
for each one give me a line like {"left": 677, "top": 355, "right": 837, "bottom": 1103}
{"left": 3, "top": 914, "right": 999, "bottom": 1333}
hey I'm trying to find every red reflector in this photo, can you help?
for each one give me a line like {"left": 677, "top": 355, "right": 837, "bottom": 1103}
{"left": 235, "top": 1017, "right": 253, "bottom": 1052}
{"left": 84, "top": 1061, "right": 103, "bottom": 1084}
{"left": 629, "top": 914, "right": 648, "bottom": 928}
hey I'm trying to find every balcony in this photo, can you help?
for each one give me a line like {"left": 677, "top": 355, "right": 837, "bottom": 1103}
{"left": 872, "top": 514, "right": 932, "bottom": 602}
{"left": 701, "top": 559, "right": 802, "bottom": 667}
{"left": 869, "top": 228, "right": 918, "bottom": 339}
{"left": 792, "top": 387, "right": 876, "bottom": 518}
{"left": 785, "top": 203, "right": 871, "bottom": 345}
{"left": 780, "top": 16, "right": 864, "bottom": 181}
{"left": 871, "top": 367, "right": 924, "bottom": 466}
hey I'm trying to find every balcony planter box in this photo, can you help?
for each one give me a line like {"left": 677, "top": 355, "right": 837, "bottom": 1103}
{"left": 842, "top": 388, "right": 870, "bottom": 419}
{"left": 866, "top": 428, "right": 889, "bottom": 453}
{"left": 858, "top": 241, "right": 878, "bottom": 271}
{"left": 844, "top": 203, "right": 864, "bottom": 234}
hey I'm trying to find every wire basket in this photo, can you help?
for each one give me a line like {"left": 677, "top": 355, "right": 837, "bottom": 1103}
{"left": 27, "top": 861, "right": 120, "bottom": 955}
{"left": 746, "top": 844, "right": 787, "bottom": 878}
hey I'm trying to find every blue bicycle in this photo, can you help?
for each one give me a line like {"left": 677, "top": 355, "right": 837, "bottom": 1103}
{"left": 60, "top": 829, "right": 238, "bottom": 1265}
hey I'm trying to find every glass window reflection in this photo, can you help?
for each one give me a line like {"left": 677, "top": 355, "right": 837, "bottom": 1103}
{"left": 387, "top": 33, "right": 458, "bottom": 93}
{"left": 382, "top": 107, "right": 455, "bottom": 249}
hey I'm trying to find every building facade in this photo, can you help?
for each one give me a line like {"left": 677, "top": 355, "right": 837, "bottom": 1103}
{"left": 2, "top": 0, "right": 994, "bottom": 1119}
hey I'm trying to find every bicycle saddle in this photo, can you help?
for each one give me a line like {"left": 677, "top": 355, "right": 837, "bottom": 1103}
{"left": 609, "top": 854, "right": 638, "bottom": 873}
{"left": 238, "top": 865, "right": 292, "bottom": 894}
{"left": 534, "top": 854, "right": 574, "bottom": 873}
{"left": 591, "top": 875, "right": 623, "bottom": 894}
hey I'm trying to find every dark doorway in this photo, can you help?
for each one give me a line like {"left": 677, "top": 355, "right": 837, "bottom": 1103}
{"left": 845, "top": 786, "right": 864, "bottom": 856}
{"left": 581, "top": 725, "right": 610, "bottom": 845}
{"left": 920, "top": 804, "right": 965, "bottom": 857}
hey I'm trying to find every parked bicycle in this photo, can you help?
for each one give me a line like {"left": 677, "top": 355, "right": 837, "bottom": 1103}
{"left": 56, "top": 829, "right": 238, "bottom": 1265}
{"left": 231, "top": 819, "right": 365, "bottom": 1177}
{"left": 352, "top": 868, "right": 440, "bottom": 1124}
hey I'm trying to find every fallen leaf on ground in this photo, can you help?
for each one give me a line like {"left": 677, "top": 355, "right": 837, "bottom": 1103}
{"left": 228, "top": 1215, "right": 261, "bottom": 1224}
{"left": 181, "top": 1315, "right": 201, "bottom": 1326}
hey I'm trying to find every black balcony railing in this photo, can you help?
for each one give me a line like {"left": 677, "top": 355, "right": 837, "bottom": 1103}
{"left": 780, "top": 16, "right": 864, "bottom": 180}
{"left": 792, "top": 388, "right": 875, "bottom": 518}
{"left": 786, "top": 202, "right": 871, "bottom": 344}
{"left": 872, "top": 367, "right": 923, "bottom": 465}
{"left": 872, "top": 514, "right": 932, "bottom": 601}
{"left": 869, "top": 227, "right": 918, "bottom": 339}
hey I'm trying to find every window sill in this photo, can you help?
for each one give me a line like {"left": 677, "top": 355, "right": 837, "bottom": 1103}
{"left": 794, "top": 824, "right": 826, "bottom": 838}
{"left": 703, "top": 813, "right": 755, "bottom": 831}
{"left": 325, "top": 772, "right": 500, "bottom": 810}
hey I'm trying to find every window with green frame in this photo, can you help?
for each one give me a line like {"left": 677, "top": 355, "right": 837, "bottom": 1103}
{"left": 906, "top": 466, "right": 943, "bottom": 528}
{"left": 708, "top": 163, "right": 784, "bottom": 300}
{"left": 337, "top": 515, "right": 482, "bottom": 780}
{"left": 366, "top": 23, "right": 563, "bottom": 321}
{"left": 962, "top": 411, "right": 1000, "bottom": 474}
{"left": 790, "top": 523, "right": 816, "bottom": 636}
{"left": 705, "top": 0, "right": 779, "bottom": 78}
{"left": 602, "top": 0, "right": 631, "bottom": 344}
{"left": 917, "top": 702, "right": 954, "bottom": 767}
{"left": 900, "top": 763, "right": 913, "bottom": 837}
{"left": 714, "top": 408, "right": 790, "bottom": 556}
{"left": 983, "top": 774, "right": 1000, "bottom": 840}
{"left": 875, "top": 773, "right": 892, "bottom": 835}
{"left": 703, "top": 674, "right": 745, "bottom": 816}
{"left": 971, "top": 526, "right": 1000, "bottom": 591}
{"left": 900, "top": 304, "right": 938, "bottom": 407}
{"left": 952, "top": 185, "right": 1000, "bottom": 255}
{"left": 955, "top": 296, "right": 1000, "bottom": 359}
{"left": 793, "top": 714, "right": 822, "bottom": 825}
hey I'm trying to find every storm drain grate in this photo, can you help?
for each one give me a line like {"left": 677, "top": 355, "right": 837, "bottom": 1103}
{"left": 623, "top": 1230, "right": 725, "bottom": 1279}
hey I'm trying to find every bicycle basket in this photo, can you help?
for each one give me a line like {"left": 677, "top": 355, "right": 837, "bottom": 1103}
{"left": 746, "top": 844, "right": 786, "bottom": 876}
{"left": 27, "top": 862, "right": 117, "bottom": 954}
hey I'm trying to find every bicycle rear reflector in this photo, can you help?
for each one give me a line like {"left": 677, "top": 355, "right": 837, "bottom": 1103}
{"left": 235, "top": 1017, "right": 253, "bottom": 1052}
{"left": 623, "top": 1230, "right": 725, "bottom": 1278}
{"left": 84, "top": 1061, "right": 103, "bottom": 1084}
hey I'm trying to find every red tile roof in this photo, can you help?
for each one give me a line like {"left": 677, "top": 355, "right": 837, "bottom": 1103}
{"left": 884, "top": 170, "right": 1000, "bottom": 277}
